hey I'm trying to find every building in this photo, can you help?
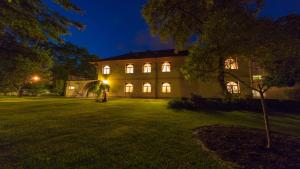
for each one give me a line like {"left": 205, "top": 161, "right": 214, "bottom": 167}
{"left": 65, "top": 49, "right": 299, "bottom": 99}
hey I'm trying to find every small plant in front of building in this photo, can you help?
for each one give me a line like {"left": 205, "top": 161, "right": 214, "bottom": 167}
{"left": 85, "top": 80, "right": 110, "bottom": 102}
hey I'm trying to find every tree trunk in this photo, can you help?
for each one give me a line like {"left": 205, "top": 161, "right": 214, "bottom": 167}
{"left": 218, "top": 56, "right": 231, "bottom": 100}
{"left": 259, "top": 91, "right": 271, "bottom": 148}
{"left": 17, "top": 86, "right": 23, "bottom": 97}
{"left": 102, "top": 91, "right": 107, "bottom": 102}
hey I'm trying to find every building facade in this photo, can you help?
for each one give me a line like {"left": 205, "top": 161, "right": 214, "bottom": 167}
{"left": 66, "top": 49, "right": 258, "bottom": 98}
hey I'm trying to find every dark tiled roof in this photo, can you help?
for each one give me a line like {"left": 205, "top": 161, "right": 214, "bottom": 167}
{"left": 91, "top": 49, "right": 188, "bottom": 62}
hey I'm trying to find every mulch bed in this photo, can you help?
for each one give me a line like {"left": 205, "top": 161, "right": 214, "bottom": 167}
{"left": 194, "top": 125, "right": 300, "bottom": 169}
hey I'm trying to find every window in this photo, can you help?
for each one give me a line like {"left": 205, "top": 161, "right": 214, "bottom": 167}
{"left": 253, "top": 75, "right": 262, "bottom": 81}
{"left": 143, "top": 63, "right": 151, "bottom": 73}
{"left": 125, "top": 83, "right": 133, "bottom": 93}
{"left": 226, "top": 81, "right": 240, "bottom": 94}
{"left": 162, "top": 62, "right": 171, "bottom": 72}
{"left": 126, "top": 64, "right": 134, "bottom": 74}
{"left": 252, "top": 90, "right": 260, "bottom": 98}
{"left": 225, "top": 58, "right": 238, "bottom": 70}
{"left": 252, "top": 90, "right": 266, "bottom": 98}
{"left": 162, "top": 83, "right": 171, "bottom": 93}
{"left": 143, "top": 83, "right": 151, "bottom": 93}
{"left": 103, "top": 65, "right": 110, "bottom": 74}
{"left": 68, "top": 86, "right": 75, "bottom": 90}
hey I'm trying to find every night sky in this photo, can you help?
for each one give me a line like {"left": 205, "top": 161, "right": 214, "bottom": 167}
{"left": 53, "top": 0, "right": 300, "bottom": 58}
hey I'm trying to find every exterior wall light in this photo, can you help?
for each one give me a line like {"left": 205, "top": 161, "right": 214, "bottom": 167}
{"left": 103, "top": 80, "right": 109, "bottom": 85}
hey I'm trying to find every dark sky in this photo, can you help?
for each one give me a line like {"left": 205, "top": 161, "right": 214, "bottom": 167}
{"left": 52, "top": 0, "right": 300, "bottom": 58}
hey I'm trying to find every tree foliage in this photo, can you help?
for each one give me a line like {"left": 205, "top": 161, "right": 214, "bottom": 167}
{"left": 0, "top": 34, "right": 52, "bottom": 95}
{"left": 85, "top": 80, "right": 110, "bottom": 102}
{"left": 143, "top": 0, "right": 263, "bottom": 49}
{"left": 0, "top": 0, "right": 84, "bottom": 95}
{"left": 143, "top": 0, "right": 300, "bottom": 148}
{"left": 51, "top": 43, "right": 98, "bottom": 95}
{"left": 0, "top": 0, "right": 84, "bottom": 43}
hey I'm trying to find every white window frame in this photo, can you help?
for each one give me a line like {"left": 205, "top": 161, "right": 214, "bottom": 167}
{"left": 125, "top": 83, "right": 133, "bottom": 93}
{"left": 143, "top": 83, "right": 151, "bottom": 93}
{"left": 162, "top": 62, "right": 171, "bottom": 72}
{"left": 252, "top": 90, "right": 266, "bottom": 98}
{"left": 126, "top": 64, "right": 134, "bottom": 74}
{"left": 68, "top": 86, "right": 75, "bottom": 90}
{"left": 103, "top": 65, "right": 110, "bottom": 75}
{"left": 252, "top": 75, "right": 262, "bottom": 81}
{"left": 226, "top": 81, "right": 240, "bottom": 94}
{"left": 225, "top": 58, "right": 238, "bottom": 70}
{"left": 143, "top": 63, "right": 151, "bottom": 73}
{"left": 162, "top": 83, "right": 171, "bottom": 93}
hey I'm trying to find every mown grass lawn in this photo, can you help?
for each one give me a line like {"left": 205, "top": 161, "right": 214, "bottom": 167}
{"left": 0, "top": 97, "right": 299, "bottom": 169}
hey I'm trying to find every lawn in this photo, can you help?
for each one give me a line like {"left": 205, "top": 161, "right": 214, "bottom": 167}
{"left": 0, "top": 97, "right": 299, "bottom": 169}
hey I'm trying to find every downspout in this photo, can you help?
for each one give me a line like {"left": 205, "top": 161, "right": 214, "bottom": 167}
{"left": 249, "top": 56, "right": 254, "bottom": 94}
{"left": 155, "top": 60, "right": 158, "bottom": 99}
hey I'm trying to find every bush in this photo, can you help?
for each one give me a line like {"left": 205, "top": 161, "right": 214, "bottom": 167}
{"left": 168, "top": 94, "right": 300, "bottom": 113}
{"left": 287, "top": 86, "right": 300, "bottom": 101}
{"left": 167, "top": 98, "right": 194, "bottom": 110}
{"left": 23, "top": 82, "right": 51, "bottom": 96}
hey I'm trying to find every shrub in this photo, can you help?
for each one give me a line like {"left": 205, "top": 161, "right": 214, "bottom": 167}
{"left": 167, "top": 99, "right": 194, "bottom": 110}
{"left": 168, "top": 94, "right": 300, "bottom": 113}
{"left": 287, "top": 86, "right": 300, "bottom": 101}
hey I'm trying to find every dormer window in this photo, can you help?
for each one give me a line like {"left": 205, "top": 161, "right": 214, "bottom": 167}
{"left": 143, "top": 63, "right": 151, "bottom": 73}
{"left": 126, "top": 64, "right": 134, "bottom": 74}
{"left": 103, "top": 65, "right": 110, "bottom": 74}
{"left": 162, "top": 62, "right": 171, "bottom": 72}
{"left": 225, "top": 58, "right": 238, "bottom": 70}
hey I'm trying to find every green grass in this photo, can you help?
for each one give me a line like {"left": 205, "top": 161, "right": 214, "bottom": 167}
{"left": 0, "top": 97, "right": 299, "bottom": 169}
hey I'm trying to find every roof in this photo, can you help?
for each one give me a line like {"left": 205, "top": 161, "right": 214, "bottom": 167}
{"left": 91, "top": 49, "right": 188, "bottom": 62}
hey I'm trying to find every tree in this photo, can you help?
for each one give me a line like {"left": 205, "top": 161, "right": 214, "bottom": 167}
{"left": 0, "top": 0, "right": 84, "bottom": 96}
{"left": 51, "top": 43, "right": 98, "bottom": 95}
{"left": 85, "top": 80, "right": 110, "bottom": 102}
{"left": 143, "top": 0, "right": 300, "bottom": 148}
{"left": 0, "top": 0, "right": 84, "bottom": 43}
{"left": 143, "top": 0, "right": 262, "bottom": 97}
{"left": 0, "top": 34, "right": 52, "bottom": 96}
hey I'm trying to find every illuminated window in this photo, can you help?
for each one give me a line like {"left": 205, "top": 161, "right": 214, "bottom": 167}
{"left": 126, "top": 64, "right": 134, "bottom": 74}
{"left": 125, "top": 83, "right": 133, "bottom": 93}
{"left": 162, "top": 83, "right": 171, "bottom": 93}
{"left": 143, "top": 83, "right": 151, "bottom": 93}
{"left": 253, "top": 75, "right": 262, "bottom": 81}
{"left": 226, "top": 81, "right": 240, "bottom": 94}
{"left": 103, "top": 65, "right": 110, "bottom": 74}
{"left": 225, "top": 58, "right": 238, "bottom": 70}
{"left": 143, "top": 63, "right": 151, "bottom": 73}
{"left": 162, "top": 62, "right": 171, "bottom": 72}
{"left": 252, "top": 90, "right": 266, "bottom": 97}
{"left": 68, "top": 86, "right": 75, "bottom": 90}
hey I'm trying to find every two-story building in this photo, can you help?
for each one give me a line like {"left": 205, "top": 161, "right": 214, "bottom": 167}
{"left": 66, "top": 49, "right": 258, "bottom": 98}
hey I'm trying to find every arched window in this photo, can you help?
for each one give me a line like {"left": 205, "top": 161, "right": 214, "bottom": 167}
{"left": 162, "top": 83, "right": 171, "bottom": 93}
{"left": 126, "top": 64, "right": 134, "bottom": 74}
{"left": 143, "top": 63, "right": 151, "bottom": 73}
{"left": 125, "top": 83, "right": 133, "bottom": 93}
{"left": 162, "top": 62, "right": 171, "bottom": 72}
{"left": 226, "top": 81, "right": 240, "bottom": 94}
{"left": 143, "top": 83, "right": 151, "bottom": 93}
{"left": 103, "top": 65, "right": 110, "bottom": 74}
{"left": 225, "top": 58, "right": 238, "bottom": 70}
